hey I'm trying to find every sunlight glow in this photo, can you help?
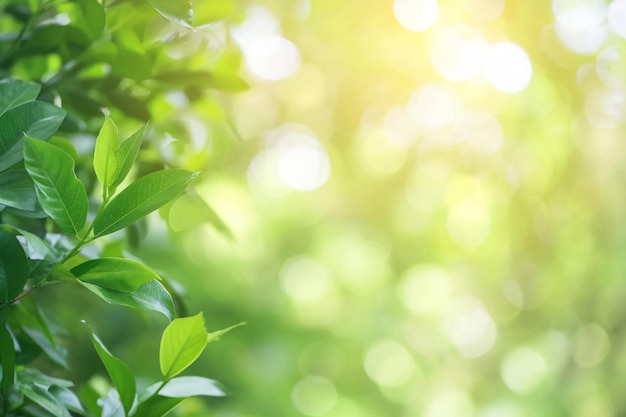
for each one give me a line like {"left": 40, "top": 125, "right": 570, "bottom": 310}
{"left": 572, "top": 324, "right": 610, "bottom": 368}
{"left": 483, "top": 42, "right": 532, "bottom": 94}
{"left": 425, "top": 390, "right": 475, "bottom": 417}
{"left": 407, "top": 83, "right": 461, "bottom": 131}
{"left": 431, "top": 25, "right": 488, "bottom": 82}
{"left": 459, "top": 0, "right": 505, "bottom": 23}
{"left": 444, "top": 297, "right": 497, "bottom": 358}
{"left": 398, "top": 264, "right": 451, "bottom": 316}
{"left": 553, "top": 0, "right": 607, "bottom": 54}
{"left": 280, "top": 256, "right": 333, "bottom": 303}
{"left": 364, "top": 340, "right": 415, "bottom": 387}
{"left": 292, "top": 376, "right": 338, "bottom": 416}
{"left": 501, "top": 347, "right": 549, "bottom": 394}
{"left": 393, "top": 0, "right": 439, "bottom": 32}
{"left": 608, "top": 0, "right": 626, "bottom": 39}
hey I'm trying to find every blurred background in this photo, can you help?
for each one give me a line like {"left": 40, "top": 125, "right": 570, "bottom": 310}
{"left": 56, "top": 0, "right": 626, "bottom": 416}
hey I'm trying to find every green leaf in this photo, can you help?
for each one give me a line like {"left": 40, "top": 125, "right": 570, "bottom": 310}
{"left": 49, "top": 385, "right": 84, "bottom": 414}
{"left": 111, "top": 124, "right": 145, "bottom": 189}
{"left": 94, "top": 116, "right": 119, "bottom": 191}
{"left": 23, "top": 137, "right": 88, "bottom": 235}
{"left": 22, "top": 327, "right": 69, "bottom": 369}
{"left": 159, "top": 312, "right": 208, "bottom": 379}
{"left": 94, "top": 169, "right": 197, "bottom": 237}
{"left": 158, "top": 376, "right": 225, "bottom": 397}
{"left": 17, "top": 368, "right": 76, "bottom": 417}
{"left": 0, "top": 101, "right": 66, "bottom": 172}
{"left": 0, "top": 79, "right": 41, "bottom": 116}
{"left": 133, "top": 390, "right": 183, "bottom": 417}
{"left": 207, "top": 321, "right": 246, "bottom": 344}
{"left": 0, "top": 319, "right": 16, "bottom": 389}
{"left": 80, "top": 279, "right": 175, "bottom": 321}
{"left": 77, "top": 0, "right": 105, "bottom": 40}
{"left": 147, "top": 0, "right": 193, "bottom": 27}
{"left": 169, "top": 191, "right": 233, "bottom": 240}
{"left": 71, "top": 258, "right": 159, "bottom": 292}
{"left": 0, "top": 228, "right": 28, "bottom": 304}
{"left": 84, "top": 323, "right": 136, "bottom": 416}
{"left": 18, "top": 383, "right": 73, "bottom": 417}
{"left": 0, "top": 169, "right": 37, "bottom": 211}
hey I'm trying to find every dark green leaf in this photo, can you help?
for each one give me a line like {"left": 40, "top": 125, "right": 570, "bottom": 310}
{"left": 159, "top": 376, "right": 225, "bottom": 397}
{"left": 111, "top": 125, "right": 145, "bottom": 189}
{"left": 85, "top": 324, "right": 136, "bottom": 415}
{"left": 0, "top": 79, "right": 40, "bottom": 116}
{"left": 80, "top": 279, "right": 175, "bottom": 321}
{"left": 0, "top": 169, "right": 37, "bottom": 211}
{"left": 94, "top": 116, "right": 119, "bottom": 191}
{"left": 0, "top": 318, "right": 16, "bottom": 389}
{"left": 72, "top": 258, "right": 159, "bottom": 292}
{"left": 94, "top": 169, "right": 197, "bottom": 237}
{"left": 134, "top": 383, "right": 183, "bottom": 417}
{"left": 147, "top": 0, "right": 193, "bottom": 27}
{"left": 159, "top": 312, "right": 208, "bottom": 379}
{"left": 0, "top": 228, "right": 28, "bottom": 303}
{"left": 0, "top": 101, "right": 66, "bottom": 172}
{"left": 23, "top": 137, "right": 88, "bottom": 235}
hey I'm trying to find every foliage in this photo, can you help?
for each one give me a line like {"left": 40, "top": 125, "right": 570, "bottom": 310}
{"left": 0, "top": 0, "right": 244, "bottom": 416}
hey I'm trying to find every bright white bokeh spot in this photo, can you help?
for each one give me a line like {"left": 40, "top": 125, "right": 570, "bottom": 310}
{"left": 248, "top": 124, "right": 331, "bottom": 193}
{"left": 425, "top": 390, "right": 475, "bottom": 417}
{"left": 608, "top": 0, "right": 626, "bottom": 39}
{"left": 553, "top": 0, "right": 607, "bottom": 54}
{"left": 483, "top": 42, "right": 532, "bottom": 94}
{"left": 443, "top": 297, "right": 497, "bottom": 358}
{"left": 393, "top": 0, "right": 439, "bottom": 32}
{"left": 291, "top": 376, "right": 338, "bottom": 416}
{"left": 459, "top": 0, "right": 505, "bottom": 22}
{"left": 231, "top": 7, "right": 300, "bottom": 81}
{"left": 501, "top": 347, "right": 549, "bottom": 394}
{"left": 431, "top": 25, "right": 488, "bottom": 82}
{"left": 398, "top": 264, "right": 451, "bottom": 316}
{"left": 280, "top": 256, "right": 333, "bottom": 303}
{"left": 363, "top": 340, "right": 415, "bottom": 387}
{"left": 406, "top": 83, "right": 462, "bottom": 131}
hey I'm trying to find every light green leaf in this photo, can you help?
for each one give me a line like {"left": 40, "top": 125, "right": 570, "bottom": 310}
{"left": 80, "top": 279, "right": 175, "bottom": 321}
{"left": 94, "top": 169, "right": 197, "bottom": 237}
{"left": 159, "top": 312, "right": 208, "bottom": 379}
{"left": 23, "top": 137, "right": 88, "bottom": 235}
{"left": 147, "top": 0, "right": 193, "bottom": 27}
{"left": 207, "top": 321, "right": 246, "bottom": 344}
{"left": 71, "top": 258, "right": 158, "bottom": 292}
{"left": 0, "top": 169, "right": 37, "bottom": 211}
{"left": 111, "top": 124, "right": 145, "bottom": 189}
{"left": 0, "top": 101, "right": 66, "bottom": 172}
{"left": 49, "top": 385, "right": 84, "bottom": 414}
{"left": 0, "top": 228, "right": 28, "bottom": 304}
{"left": 159, "top": 376, "right": 225, "bottom": 397}
{"left": 84, "top": 323, "right": 136, "bottom": 415}
{"left": 0, "top": 79, "right": 40, "bottom": 116}
{"left": 77, "top": 0, "right": 105, "bottom": 40}
{"left": 169, "top": 192, "right": 233, "bottom": 240}
{"left": 94, "top": 116, "right": 119, "bottom": 191}
{"left": 133, "top": 387, "right": 183, "bottom": 417}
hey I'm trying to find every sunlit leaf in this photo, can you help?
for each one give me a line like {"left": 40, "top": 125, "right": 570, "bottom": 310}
{"left": 159, "top": 312, "right": 208, "bottom": 379}
{"left": 158, "top": 376, "right": 225, "bottom": 397}
{"left": 76, "top": 0, "right": 105, "bottom": 40}
{"left": 0, "top": 101, "right": 66, "bottom": 172}
{"left": 0, "top": 228, "right": 28, "bottom": 304}
{"left": 84, "top": 323, "right": 136, "bottom": 415}
{"left": 207, "top": 321, "right": 245, "bottom": 344}
{"left": 147, "top": 0, "right": 193, "bottom": 27}
{"left": 111, "top": 124, "right": 145, "bottom": 189}
{"left": 0, "top": 79, "right": 40, "bottom": 116}
{"left": 23, "top": 137, "right": 88, "bottom": 235}
{"left": 94, "top": 116, "right": 119, "bottom": 191}
{"left": 80, "top": 279, "right": 175, "bottom": 321}
{"left": 94, "top": 169, "right": 197, "bottom": 237}
{"left": 72, "top": 258, "right": 159, "bottom": 292}
{"left": 169, "top": 192, "right": 234, "bottom": 240}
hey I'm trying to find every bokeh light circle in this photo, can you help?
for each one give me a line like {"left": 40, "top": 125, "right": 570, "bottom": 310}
{"left": 483, "top": 42, "right": 532, "bottom": 94}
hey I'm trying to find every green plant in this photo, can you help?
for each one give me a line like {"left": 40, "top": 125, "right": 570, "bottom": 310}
{"left": 0, "top": 0, "right": 246, "bottom": 415}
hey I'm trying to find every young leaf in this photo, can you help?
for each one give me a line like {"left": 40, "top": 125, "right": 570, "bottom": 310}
{"left": 168, "top": 191, "right": 234, "bottom": 240}
{"left": 159, "top": 312, "right": 208, "bottom": 379}
{"left": 0, "top": 169, "right": 37, "bottom": 211}
{"left": 158, "top": 376, "right": 225, "bottom": 398}
{"left": 0, "top": 228, "right": 29, "bottom": 304}
{"left": 94, "top": 116, "right": 119, "bottom": 191}
{"left": 147, "top": 0, "right": 193, "bottom": 28}
{"left": 111, "top": 124, "right": 145, "bottom": 189}
{"left": 84, "top": 323, "right": 136, "bottom": 416}
{"left": 0, "top": 101, "right": 66, "bottom": 172}
{"left": 0, "top": 79, "right": 41, "bottom": 116}
{"left": 23, "top": 137, "right": 88, "bottom": 235}
{"left": 80, "top": 279, "right": 175, "bottom": 321}
{"left": 0, "top": 319, "right": 16, "bottom": 389}
{"left": 207, "top": 322, "right": 246, "bottom": 344}
{"left": 94, "top": 169, "right": 198, "bottom": 237}
{"left": 71, "top": 258, "right": 159, "bottom": 292}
